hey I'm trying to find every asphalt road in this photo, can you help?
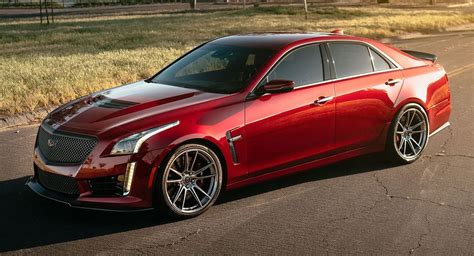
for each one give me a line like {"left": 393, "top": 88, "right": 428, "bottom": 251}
{"left": 0, "top": 31, "right": 473, "bottom": 255}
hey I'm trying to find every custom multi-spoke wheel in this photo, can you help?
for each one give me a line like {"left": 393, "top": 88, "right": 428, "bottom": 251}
{"left": 386, "top": 104, "right": 429, "bottom": 163}
{"left": 157, "top": 144, "right": 223, "bottom": 217}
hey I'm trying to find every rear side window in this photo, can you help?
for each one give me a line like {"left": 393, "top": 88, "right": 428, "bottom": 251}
{"left": 267, "top": 44, "right": 324, "bottom": 87}
{"left": 370, "top": 48, "right": 391, "bottom": 71}
{"left": 329, "top": 43, "right": 373, "bottom": 78}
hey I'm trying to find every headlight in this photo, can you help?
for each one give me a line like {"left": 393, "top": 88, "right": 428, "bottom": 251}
{"left": 110, "top": 121, "right": 179, "bottom": 155}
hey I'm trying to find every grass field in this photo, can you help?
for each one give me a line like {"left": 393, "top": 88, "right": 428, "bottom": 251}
{"left": 1, "top": 6, "right": 473, "bottom": 116}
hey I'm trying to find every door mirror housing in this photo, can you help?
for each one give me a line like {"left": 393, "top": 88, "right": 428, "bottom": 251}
{"left": 257, "top": 80, "right": 295, "bottom": 95}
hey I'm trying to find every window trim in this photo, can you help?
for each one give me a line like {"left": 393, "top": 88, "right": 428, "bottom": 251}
{"left": 147, "top": 41, "right": 208, "bottom": 82}
{"left": 368, "top": 46, "right": 377, "bottom": 72}
{"left": 258, "top": 43, "right": 327, "bottom": 89}
{"left": 248, "top": 39, "right": 402, "bottom": 98}
{"left": 368, "top": 47, "right": 393, "bottom": 72}
{"left": 327, "top": 41, "right": 397, "bottom": 79}
{"left": 149, "top": 42, "right": 277, "bottom": 94}
{"left": 328, "top": 42, "right": 375, "bottom": 79}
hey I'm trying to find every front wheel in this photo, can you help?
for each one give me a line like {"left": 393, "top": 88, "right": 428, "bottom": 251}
{"left": 386, "top": 103, "right": 429, "bottom": 163}
{"left": 156, "top": 144, "right": 223, "bottom": 218}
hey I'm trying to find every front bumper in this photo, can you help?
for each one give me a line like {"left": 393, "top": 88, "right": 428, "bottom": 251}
{"left": 26, "top": 176, "right": 152, "bottom": 212}
{"left": 27, "top": 146, "right": 161, "bottom": 212}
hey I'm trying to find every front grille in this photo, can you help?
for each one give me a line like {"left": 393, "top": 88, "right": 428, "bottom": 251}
{"left": 37, "top": 125, "right": 97, "bottom": 165}
{"left": 36, "top": 167, "right": 79, "bottom": 196}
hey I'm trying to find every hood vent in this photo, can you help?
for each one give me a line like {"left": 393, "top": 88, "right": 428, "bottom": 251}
{"left": 87, "top": 95, "right": 138, "bottom": 109}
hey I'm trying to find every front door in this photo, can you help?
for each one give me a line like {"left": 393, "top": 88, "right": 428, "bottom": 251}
{"left": 244, "top": 44, "right": 336, "bottom": 176}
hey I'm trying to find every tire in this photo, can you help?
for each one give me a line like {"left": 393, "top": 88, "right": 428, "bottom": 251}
{"left": 156, "top": 143, "right": 223, "bottom": 218}
{"left": 385, "top": 103, "right": 430, "bottom": 164}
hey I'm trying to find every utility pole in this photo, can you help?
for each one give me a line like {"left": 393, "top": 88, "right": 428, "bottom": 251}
{"left": 303, "top": 0, "right": 308, "bottom": 20}
{"left": 50, "top": 0, "right": 54, "bottom": 23}
{"left": 39, "top": 0, "right": 43, "bottom": 24}
{"left": 45, "top": 0, "right": 50, "bottom": 24}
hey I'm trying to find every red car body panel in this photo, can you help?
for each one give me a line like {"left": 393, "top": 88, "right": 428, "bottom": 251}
{"left": 28, "top": 33, "right": 451, "bottom": 211}
{"left": 333, "top": 69, "right": 404, "bottom": 151}
{"left": 244, "top": 80, "right": 336, "bottom": 176}
{"left": 396, "top": 65, "right": 451, "bottom": 133}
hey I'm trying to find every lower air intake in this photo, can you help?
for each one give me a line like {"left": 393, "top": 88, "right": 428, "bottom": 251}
{"left": 36, "top": 167, "right": 79, "bottom": 196}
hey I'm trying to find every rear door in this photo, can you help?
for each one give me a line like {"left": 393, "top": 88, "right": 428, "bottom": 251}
{"left": 327, "top": 42, "right": 403, "bottom": 152}
{"left": 244, "top": 44, "right": 336, "bottom": 175}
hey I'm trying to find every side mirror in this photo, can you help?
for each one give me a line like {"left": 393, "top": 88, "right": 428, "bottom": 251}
{"left": 257, "top": 80, "right": 295, "bottom": 95}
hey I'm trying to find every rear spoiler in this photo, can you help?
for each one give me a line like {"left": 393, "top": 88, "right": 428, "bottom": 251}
{"left": 402, "top": 50, "right": 437, "bottom": 63}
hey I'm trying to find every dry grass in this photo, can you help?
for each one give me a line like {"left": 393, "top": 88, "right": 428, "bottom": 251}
{"left": 1, "top": 6, "right": 473, "bottom": 115}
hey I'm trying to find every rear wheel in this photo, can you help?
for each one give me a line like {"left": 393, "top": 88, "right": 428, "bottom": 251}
{"left": 156, "top": 144, "right": 223, "bottom": 218}
{"left": 386, "top": 103, "right": 429, "bottom": 163}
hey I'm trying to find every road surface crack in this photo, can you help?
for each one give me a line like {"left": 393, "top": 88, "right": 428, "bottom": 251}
{"left": 409, "top": 214, "right": 432, "bottom": 255}
{"left": 390, "top": 195, "right": 473, "bottom": 212}
{"left": 107, "top": 228, "right": 205, "bottom": 253}
{"left": 437, "top": 126, "right": 454, "bottom": 155}
{"left": 374, "top": 173, "right": 390, "bottom": 198}
{"left": 448, "top": 186, "right": 473, "bottom": 194}
{"left": 434, "top": 153, "right": 474, "bottom": 159}
{"left": 156, "top": 228, "right": 203, "bottom": 248}
{"left": 321, "top": 175, "right": 392, "bottom": 253}
{"left": 373, "top": 173, "right": 472, "bottom": 213}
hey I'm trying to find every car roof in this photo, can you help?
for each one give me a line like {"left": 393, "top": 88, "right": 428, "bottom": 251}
{"left": 209, "top": 32, "right": 427, "bottom": 70}
{"left": 210, "top": 32, "right": 355, "bottom": 50}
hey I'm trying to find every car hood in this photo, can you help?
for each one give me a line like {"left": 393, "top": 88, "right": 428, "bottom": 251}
{"left": 45, "top": 81, "right": 227, "bottom": 135}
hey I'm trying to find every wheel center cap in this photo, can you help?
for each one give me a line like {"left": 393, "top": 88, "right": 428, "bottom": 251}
{"left": 403, "top": 130, "right": 412, "bottom": 138}
{"left": 183, "top": 176, "right": 192, "bottom": 184}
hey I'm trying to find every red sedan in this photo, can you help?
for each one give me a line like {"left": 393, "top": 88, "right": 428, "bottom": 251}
{"left": 27, "top": 32, "right": 451, "bottom": 217}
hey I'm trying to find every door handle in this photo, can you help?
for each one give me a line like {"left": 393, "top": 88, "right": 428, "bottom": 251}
{"left": 314, "top": 96, "right": 334, "bottom": 106}
{"left": 385, "top": 79, "right": 402, "bottom": 86}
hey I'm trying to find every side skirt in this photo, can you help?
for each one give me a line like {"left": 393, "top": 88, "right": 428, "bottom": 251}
{"left": 226, "top": 145, "right": 381, "bottom": 190}
{"left": 429, "top": 121, "right": 450, "bottom": 138}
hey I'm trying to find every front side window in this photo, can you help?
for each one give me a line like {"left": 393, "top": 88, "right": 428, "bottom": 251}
{"left": 152, "top": 43, "right": 275, "bottom": 94}
{"left": 267, "top": 44, "right": 324, "bottom": 87}
{"left": 329, "top": 43, "right": 373, "bottom": 78}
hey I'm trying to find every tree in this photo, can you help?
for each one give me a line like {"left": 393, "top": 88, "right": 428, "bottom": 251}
{"left": 39, "top": 0, "right": 54, "bottom": 25}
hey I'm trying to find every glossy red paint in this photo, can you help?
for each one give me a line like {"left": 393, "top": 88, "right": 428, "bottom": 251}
{"left": 334, "top": 69, "right": 406, "bottom": 150}
{"left": 244, "top": 80, "right": 335, "bottom": 176}
{"left": 28, "top": 33, "right": 451, "bottom": 211}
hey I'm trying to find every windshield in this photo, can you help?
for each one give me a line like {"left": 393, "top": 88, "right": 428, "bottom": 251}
{"left": 151, "top": 43, "right": 275, "bottom": 94}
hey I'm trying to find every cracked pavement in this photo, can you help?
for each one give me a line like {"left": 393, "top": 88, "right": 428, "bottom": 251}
{"left": 0, "top": 31, "right": 473, "bottom": 255}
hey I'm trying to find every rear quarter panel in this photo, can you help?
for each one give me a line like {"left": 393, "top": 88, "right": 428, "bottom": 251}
{"left": 395, "top": 64, "right": 451, "bottom": 133}
{"left": 364, "top": 38, "right": 451, "bottom": 133}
